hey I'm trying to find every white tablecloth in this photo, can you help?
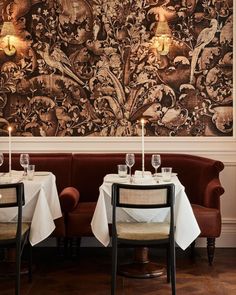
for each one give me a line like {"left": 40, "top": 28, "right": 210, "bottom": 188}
{"left": 0, "top": 171, "right": 62, "bottom": 246}
{"left": 91, "top": 174, "right": 201, "bottom": 250}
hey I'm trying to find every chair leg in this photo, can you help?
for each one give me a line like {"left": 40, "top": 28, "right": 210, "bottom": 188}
{"left": 171, "top": 260, "right": 176, "bottom": 294}
{"left": 67, "top": 238, "right": 72, "bottom": 257}
{"left": 56, "top": 237, "right": 65, "bottom": 257}
{"left": 166, "top": 247, "right": 170, "bottom": 283}
{"left": 111, "top": 240, "right": 117, "bottom": 295}
{"left": 69, "top": 237, "right": 81, "bottom": 258}
{"left": 28, "top": 243, "right": 32, "bottom": 283}
{"left": 207, "top": 237, "right": 215, "bottom": 265}
{"left": 170, "top": 242, "right": 176, "bottom": 295}
{"left": 64, "top": 237, "right": 68, "bottom": 257}
{"left": 76, "top": 237, "right": 81, "bottom": 257}
{"left": 16, "top": 245, "right": 21, "bottom": 295}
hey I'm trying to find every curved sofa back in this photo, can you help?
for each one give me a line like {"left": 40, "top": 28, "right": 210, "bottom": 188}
{"left": 160, "top": 154, "right": 224, "bottom": 205}
{"left": 1, "top": 153, "right": 224, "bottom": 207}
{"left": 1, "top": 153, "right": 72, "bottom": 194}
{"left": 71, "top": 153, "right": 224, "bottom": 206}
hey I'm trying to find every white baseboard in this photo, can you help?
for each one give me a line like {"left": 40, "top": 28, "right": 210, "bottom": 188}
{"left": 196, "top": 218, "right": 236, "bottom": 248}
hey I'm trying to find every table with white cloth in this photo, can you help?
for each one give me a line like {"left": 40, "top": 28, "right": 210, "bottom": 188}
{"left": 91, "top": 173, "right": 201, "bottom": 277}
{"left": 0, "top": 171, "right": 62, "bottom": 246}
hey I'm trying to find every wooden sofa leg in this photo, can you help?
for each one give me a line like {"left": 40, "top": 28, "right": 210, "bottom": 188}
{"left": 77, "top": 237, "right": 81, "bottom": 256}
{"left": 56, "top": 237, "right": 65, "bottom": 257}
{"left": 207, "top": 238, "right": 215, "bottom": 265}
{"left": 70, "top": 237, "right": 81, "bottom": 257}
{"left": 64, "top": 237, "right": 68, "bottom": 257}
{"left": 68, "top": 238, "right": 73, "bottom": 257}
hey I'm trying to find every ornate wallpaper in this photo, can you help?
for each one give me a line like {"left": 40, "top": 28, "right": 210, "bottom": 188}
{"left": 0, "top": 0, "right": 233, "bottom": 137}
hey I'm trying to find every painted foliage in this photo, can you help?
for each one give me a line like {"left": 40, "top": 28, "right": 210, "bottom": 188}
{"left": 0, "top": 0, "right": 233, "bottom": 137}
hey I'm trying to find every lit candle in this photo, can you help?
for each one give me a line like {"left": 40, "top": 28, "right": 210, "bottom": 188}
{"left": 141, "top": 119, "right": 145, "bottom": 177}
{"left": 8, "top": 126, "right": 12, "bottom": 175}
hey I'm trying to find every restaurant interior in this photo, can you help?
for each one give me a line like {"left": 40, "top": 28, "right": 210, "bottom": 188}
{"left": 0, "top": 0, "right": 235, "bottom": 294}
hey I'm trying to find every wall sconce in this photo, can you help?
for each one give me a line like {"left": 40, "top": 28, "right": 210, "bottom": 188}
{"left": 153, "top": 20, "right": 171, "bottom": 56}
{"left": 0, "top": 21, "right": 17, "bottom": 56}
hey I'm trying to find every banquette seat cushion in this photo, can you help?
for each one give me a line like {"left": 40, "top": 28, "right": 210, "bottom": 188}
{"left": 59, "top": 186, "right": 96, "bottom": 237}
{"left": 66, "top": 203, "right": 97, "bottom": 237}
{"left": 67, "top": 154, "right": 129, "bottom": 237}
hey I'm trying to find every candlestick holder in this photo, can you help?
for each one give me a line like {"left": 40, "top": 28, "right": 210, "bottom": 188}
{"left": 8, "top": 126, "right": 12, "bottom": 176}
{"left": 141, "top": 119, "right": 145, "bottom": 178}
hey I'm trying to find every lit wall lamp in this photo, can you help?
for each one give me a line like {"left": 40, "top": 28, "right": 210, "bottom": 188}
{"left": 0, "top": 21, "right": 17, "bottom": 56}
{"left": 153, "top": 17, "right": 171, "bottom": 56}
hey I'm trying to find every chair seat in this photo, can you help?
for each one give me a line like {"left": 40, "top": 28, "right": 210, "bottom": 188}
{"left": 67, "top": 202, "right": 97, "bottom": 236}
{"left": 0, "top": 223, "right": 30, "bottom": 240}
{"left": 117, "top": 222, "right": 170, "bottom": 240}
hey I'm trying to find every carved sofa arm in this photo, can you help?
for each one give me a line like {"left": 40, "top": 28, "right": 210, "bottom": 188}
{"left": 203, "top": 178, "right": 225, "bottom": 209}
{"left": 59, "top": 187, "right": 80, "bottom": 213}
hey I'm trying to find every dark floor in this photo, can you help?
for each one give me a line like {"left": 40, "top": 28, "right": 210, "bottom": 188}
{"left": 1, "top": 246, "right": 236, "bottom": 294}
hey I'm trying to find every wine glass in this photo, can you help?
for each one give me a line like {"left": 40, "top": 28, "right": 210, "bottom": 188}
{"left": 125, "top": 153, "right": 135, "bottom": 180}
{"left": 0, "top": 153, "right": 3, "bottom": 167}
{"left": 0, "top": 153, "right": 3, "bottom": 175}
{"left": 151, "top": 154, "right": 161, "bottom": 177}
{"left": 20, "top": 153, "right": 30, "bottom": 176}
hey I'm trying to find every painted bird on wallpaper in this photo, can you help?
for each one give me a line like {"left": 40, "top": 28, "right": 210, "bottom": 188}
{"left": 190, "top": 19, "right": 218, "bottom": 84}
{"left": 7, "top": 0, "right": 41, "bottom": 21}
{"left": 38, "top": 43, "right": 84, "bottom": 85}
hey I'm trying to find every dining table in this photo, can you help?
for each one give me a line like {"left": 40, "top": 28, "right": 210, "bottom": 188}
{"left": 0, "top": 170, "right": 62, "bottom": 246}
{"left": 91, "top": 172, "right": 201, "bottom": 278}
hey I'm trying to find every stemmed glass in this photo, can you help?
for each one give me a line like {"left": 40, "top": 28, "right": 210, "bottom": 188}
{"left": 20, "top": 153, "right": 30, "bottom": 176}
{"left": 151, "top": 154, "right": 161, "bottom": 177}
{"left": 125, "top": 153, "right": 135, "bottom": 181}
{"left": 0, "top": 153, "right": 3, "bottom": 167}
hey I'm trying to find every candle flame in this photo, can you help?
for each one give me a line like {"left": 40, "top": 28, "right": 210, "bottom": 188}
{"left": 8, "top": 126, "right": 12, "bottom": 132}
{"left": 141, "top": 118, "right": 145, "bottom": 125}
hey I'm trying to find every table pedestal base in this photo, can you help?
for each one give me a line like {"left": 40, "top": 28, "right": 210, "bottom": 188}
{"left": 0, "top": 261, "right": 29, "bottom": 276}
{"left": 0, "top": 248, "right": 29, "bottom": 276}
{"left": 118, "top": 247, "right": 164, "bottom": 279}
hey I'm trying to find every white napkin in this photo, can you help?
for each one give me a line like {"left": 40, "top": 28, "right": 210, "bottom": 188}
{"left": 0, "top": 176, "right": 12, "bottom": 184}
{"left": 133, "top": 171, "right": 155, "bottom": 184}
{"left": 11, "top": 170, "right": 24, "bottom": 176}
{"left": 134, "top": 170, "right": 152, "bottom": 178}
{"left": 156, "top": 172, "right": 177, "bottom": 177}
{"left": 104, "top": 174, "right": 129, "bottom": 183}
{"left": 0, "top": 170, "right": 24, "bottom": 184}
{"left": 133, "top": 177, "right": 156, "bottom": 184}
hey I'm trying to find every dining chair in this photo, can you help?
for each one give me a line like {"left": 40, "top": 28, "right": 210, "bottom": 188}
{"left": 0, "top": 182, "right": 32, "bottom": 295}
{"left": 111, "top": 183, "right": 176, "bottom": 295}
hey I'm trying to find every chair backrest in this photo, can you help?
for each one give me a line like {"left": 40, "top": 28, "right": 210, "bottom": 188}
{"left": 0, "top": 182, "right": 25, "bottom": 239}
{"left": 112, "top": 183, "right": 174, "bottom": 209}
{"left": 0, "top": 183, "right": 25, "bottom": 208}
{"left": 111, "top": 183, "right": 175, "bottom": 237}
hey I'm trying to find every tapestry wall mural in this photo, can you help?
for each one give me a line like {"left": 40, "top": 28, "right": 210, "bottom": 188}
{"left": 0, "top": 0, "right": 233, "bottom": 137}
